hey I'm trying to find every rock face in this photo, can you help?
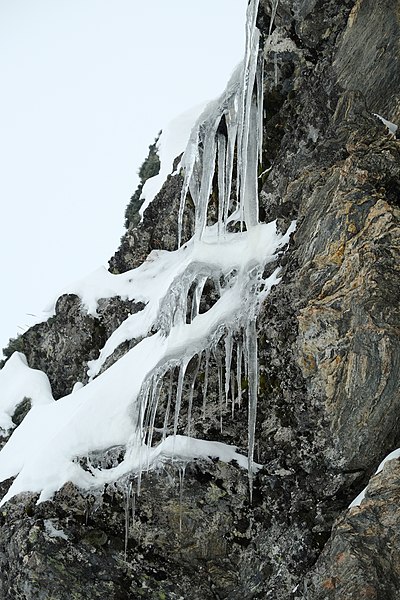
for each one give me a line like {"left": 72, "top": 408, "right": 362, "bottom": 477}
{"left": 305, "top": 458, "right": 400, "bottom": 599}
{"left": 0, "top": 0, "right": 399, "bottom": 598}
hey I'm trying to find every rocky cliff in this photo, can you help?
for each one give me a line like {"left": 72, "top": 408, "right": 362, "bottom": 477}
{"left": 0, "top": 0, "right": 399, "bottom": 598}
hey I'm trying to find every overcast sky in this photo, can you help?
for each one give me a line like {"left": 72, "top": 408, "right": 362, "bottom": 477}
{"left": 0, "top": 0, "right": 247, "bottom": 354}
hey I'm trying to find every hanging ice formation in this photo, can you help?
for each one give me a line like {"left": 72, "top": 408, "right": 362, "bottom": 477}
{"left": 132, "top": 0, "right": 272, "bottom": 498}
{"left": 178, "top": 0, "right": 263, "bottom": 244}
{"left": 0, "top": 0, "right": 291, "bottom": 506}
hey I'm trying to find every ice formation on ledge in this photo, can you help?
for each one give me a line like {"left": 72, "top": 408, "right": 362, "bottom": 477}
{"left": 0, "top": 0, "right": 290, "bottom": 505}
{"left": 373, "top": 113, "right": 398, "bottom": 137}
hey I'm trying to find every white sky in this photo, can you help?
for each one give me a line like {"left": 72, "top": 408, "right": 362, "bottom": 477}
{"left": 0, "top": 0, "right": 247, "bottom": 354}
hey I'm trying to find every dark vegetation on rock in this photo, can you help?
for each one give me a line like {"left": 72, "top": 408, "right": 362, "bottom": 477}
{"left": 1, "top": 0, "right": 399, "bottom": 598}
{"left": 124, "top": 134, "right": 161, "bottom": 229}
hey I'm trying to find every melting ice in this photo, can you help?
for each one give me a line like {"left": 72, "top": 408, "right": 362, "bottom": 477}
{"left": 0, "top": 0, "right": 291, "bottom": 505}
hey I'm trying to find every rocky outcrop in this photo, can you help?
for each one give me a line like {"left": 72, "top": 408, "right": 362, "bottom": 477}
{"left": 305, "top": 458, "right": 400, "bottom": 599}
{"left": 0, "top": 0, "right": 399, "bottom": 598}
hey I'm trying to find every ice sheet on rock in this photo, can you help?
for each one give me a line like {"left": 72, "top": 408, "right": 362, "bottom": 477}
{"left": 269, "top": 0, "right": 279, "bottom": 35}
{"left": 0, "top": 352, "right": 54, "bottom": 432}
{"left": 373, "top": 113, "right": 398, "bottom": 136}
{"left": 139, "top": 103, "right": 208, "bottom": 218}
{"left": 91, "top": 435, "right": 262, "bottom": 486}
{"left": 44, "top": 519, "right": 68, "bottom": 541}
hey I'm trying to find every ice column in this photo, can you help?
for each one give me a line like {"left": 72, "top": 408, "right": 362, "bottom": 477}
{"left": 178, "top": 0, "right": 262, "bottom": 245}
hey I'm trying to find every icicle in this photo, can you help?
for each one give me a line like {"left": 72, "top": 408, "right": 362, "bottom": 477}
{"left": 231, "top": 370, "right": 236, "bottom": 418}
{"left": 173, "top": 361, "right": 188, "bottom": 437}
{"left": 187, "top": 353, "right": 201, "bottom": 437}
{"left": 223, "top": 111, "right": 238, "bottom": 228}
{"left": 238, "top": 32, "right": 260, "bottom": 230}
{"left": 178, "top": 126, "right": 200, "bottom": 248}
{"left": 145, "top": 378, "right": 163, "bottom": 467}
{"left": 217, "top": 132, "right": 227, "bottom": 236}
{"left": 256, "top": 51, "right": 264, "bottom": 164}
{"left": 137, "top": 446, "right": 143, "bottom": 498}
{"left": 224, "top": 333, "right": 233, "bottom": 406}
{"left": 246, "top": 318, "right": 258, "bottom": 503}
{"left": 214, "top": 348, "right": 224, "bottom": 433}
{"left": 131, "top": 488, "right": 136, "bottom": 525}
{"left": 162, "top": 370, "right": 174, "bottom": 441}
{"left": 136, "top": 380, "right": 151, "bottom": 445}
{"left": 178, "top": 465, "right": 185, "bottom": 534}
{"left": 236, "top": 337, "right": 243, "bottom": 409}
{"left": 202, "top": 348, "right": 210, "bottom": 419}
{"left": 191, "top": 276, "right": 207, "bottom": 322}
{"left": 243, "top": 330, "right": 249, "bottom": 381}
{"left": 195, "top": 124, "right": 218, "bottom": 239}
{"left": 124, "top": 482, "right": 132, "bottom": 560}
{"left": 243, "top": 94, "right": 260, "bottom": 227}
{"left": 237, "top": 0, "right": 261, "bottom": 230}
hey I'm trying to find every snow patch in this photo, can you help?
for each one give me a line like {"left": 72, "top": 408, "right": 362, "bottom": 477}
{"left": 0, "top": 221, "right": 292, "bottom": 507}
{"left": 0, "top": 352, "right": 53, "bottom": 432}
{"left": 44, "top": 519, "right": 68, "bottom": 541}
{"left": 349, "top": 448, "right": 400, "bottom": 508}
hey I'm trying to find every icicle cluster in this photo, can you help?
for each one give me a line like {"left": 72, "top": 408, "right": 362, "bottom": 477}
{"left": 135, "top": 0, "right": 268, "bottom": 498}
{"left": 178, "top": 0, "right": 263, "bottom": 245}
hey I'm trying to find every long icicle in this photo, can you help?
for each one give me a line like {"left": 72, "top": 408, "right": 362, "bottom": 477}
{"left": 173, "top": 360, "right": 188, "bottom": 437}
{"left": 202, "top": 347, "right": 210, "bottom": 419}
{"left": 246, "top": 318, "right": 258, "bottom": 503}
{"left": 187, "top": 353, "right": 202, "bottom": 437}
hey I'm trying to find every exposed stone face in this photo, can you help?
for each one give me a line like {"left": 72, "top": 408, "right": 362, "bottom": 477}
{"left": 5, "top": 294, "right": 144, "bottom": 400}
{"left": 109, "top": 171, "right": 195, "bottom": 274}
{"left": 0, "top": 0, "right": 399, "bottom": 598}
{"left": 11, "top": 295, "right": 107, "bottom": 400}
{"left": 304, "top": 458, "right": 400, "bottom": 599}
{"left": 334, "top": 0, "right": 400, "bottom": 123}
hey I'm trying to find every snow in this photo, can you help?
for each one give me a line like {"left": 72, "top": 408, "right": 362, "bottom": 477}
{"left": 0, "top": 220, "right": 292, "bottom": 506}
{"left": 0, "top": 0, "right": 294, "bottom": 506}
{"left": 44, "top": 519, "right": 68, "bottom": 541}
{"left": 0, "top": 352, "right": 53, "bottom": 432}
{"left": 349, "top": 448, "right": 400, "bottom": 508}
{"left": 88, "top": 222, "right": 291, "bottom": 378}
{"left": 139, "top": 103, "right": 208, "bottom": 217}
{"left": 264, "top": 28, "right": 298, "bottom": 55}
{"left": 89, "top": 435, "right": 262, "bottom": 485}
